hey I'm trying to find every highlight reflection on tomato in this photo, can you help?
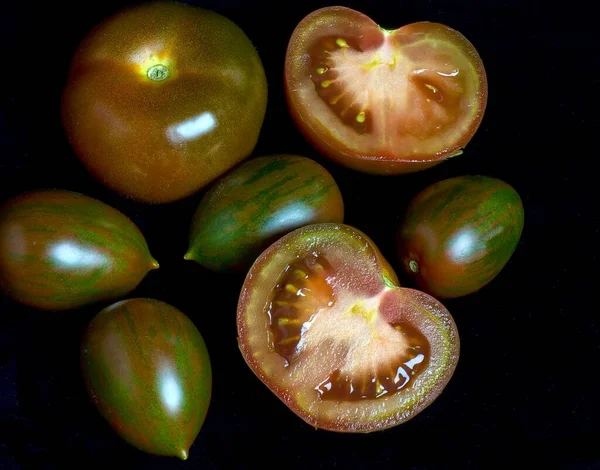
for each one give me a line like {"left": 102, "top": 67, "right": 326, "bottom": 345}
{"left": 61, "top": 2, "right": 268, "bottom": 203}
{"left": 237, "top": 223, "right": 460, "bottom": 433}
{"left": 284, "top": 6, "right": 487, "bottom": 174}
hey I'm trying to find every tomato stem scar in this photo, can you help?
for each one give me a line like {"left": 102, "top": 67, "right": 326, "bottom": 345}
{"left": 409, "top": 260, "right": 419, "bottom": 273}
{"left": 147, "top": 64, "right": 170, "bottom": 81}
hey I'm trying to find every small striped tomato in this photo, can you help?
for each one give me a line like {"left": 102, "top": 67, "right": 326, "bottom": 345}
{"left": 81, "top": 298, "right": 212, "bottom": 460}
{"left": 185, "top": 155, "right": 344, "bottom": 272}
{"left": 397, "top": 175, "right": 524, "bottom": 298}
{"left": 0, "top": 190, "right": 157, "bottom": 310}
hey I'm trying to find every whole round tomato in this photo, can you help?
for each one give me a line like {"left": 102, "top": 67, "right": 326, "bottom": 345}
{"left": 397, "top": 175, "right": 524, "bottom": 298}
{"left": 61, "top": 2, "right": 268, "bottom": 203}
{"left": 237, "top": 223, "right": 459, "bottom": 433}
{"left": 284, "top": 6, "right": 487, "bottom": 174}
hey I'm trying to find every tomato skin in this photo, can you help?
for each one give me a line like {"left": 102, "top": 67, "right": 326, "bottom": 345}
{"left": 61, "top": 2, "right": 267, "bottom": 203}
{"left": 81, "top": 298, "right": 212, "bottom": 460}
{"left": 0, "top": 190, "right": 157, "bottom": 310}
{"left": 397, "top": 176, "right": 524, "bottom": 298}
{"left": 284, "top": 6, "right": 487, "bottom": 174}
{"left": 237, "top": 223, "right": 458, "bottom": 433}
{"left": 185, "top": 155, "right": 344, "bottom": 272}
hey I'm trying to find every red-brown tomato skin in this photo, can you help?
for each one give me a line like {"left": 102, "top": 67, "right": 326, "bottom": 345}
{"left": 62, "top": 2, "right": 267, "bottom": 203}
{"left": 284, "top": 6, "right": 487, "bottom": 174}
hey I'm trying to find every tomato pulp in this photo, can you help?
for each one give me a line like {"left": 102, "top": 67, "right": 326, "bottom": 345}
{"left": 285, "top": 6, "right": 487, "bottom": 174}
{"left": 237, "top": 223, "right": 459, "bottom": 432}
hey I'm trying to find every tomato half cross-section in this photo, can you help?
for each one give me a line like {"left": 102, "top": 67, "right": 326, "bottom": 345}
{"left": 236, "top": 223, "right": 460, "bottom": 432}
{"left": 284, "top": 6, "right": 487, "bottom": 174}
{"left": 61, "top": 2, "right": 268, "bottom": 203}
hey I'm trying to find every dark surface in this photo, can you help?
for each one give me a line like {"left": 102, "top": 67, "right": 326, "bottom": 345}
{"left": 0, "top": 0, "right": 597, "bottom": 469}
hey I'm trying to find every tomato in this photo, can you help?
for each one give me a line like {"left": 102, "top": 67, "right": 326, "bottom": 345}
{"left": 237, "top": 223, "right": 459, "bottom": 433}
{"left": 61, "top": 2, "right": 268, "bottom": 203}
{"left": 81, "top": 298, "right": 211, "bottom": 459}
{"left": 0, "top": 190, "right": 158, "bottom": 310}
{"left": 284, "top": 6, "right": 487, "bottom": 174}
{"left": 185, "top": 155, "right": 344, "bottom": 272}
{"left": 397, "top": 175, "right": 524, "bottom": 298}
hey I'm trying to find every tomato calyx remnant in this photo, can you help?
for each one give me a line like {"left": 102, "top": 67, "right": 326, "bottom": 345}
{"left": 147, "top": 64, "right": 170, "bottom": 81}
{"left": 408, "top": 260, "right": 419, "bottom": 273}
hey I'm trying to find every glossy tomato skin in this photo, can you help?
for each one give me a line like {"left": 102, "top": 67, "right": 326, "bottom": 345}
{"left": 285, "top": 7, "right": 487, "bottom": 174}
{"left": 62, "top": 2, "right": 268, "bottom": 203}
{"left": 237, "top": 223, "right": 459, "bottom": 433}
{"left": 0, "top": 190, "right": 158, "bottom": 310}
{"left": 397, "top": 176, "right": 524, "bottom": 298}
{"left": 185, "top": 155, "right": 344, "bottom": 272}
{"left": 81, "top": 298, "right": 211, "bottom": 459}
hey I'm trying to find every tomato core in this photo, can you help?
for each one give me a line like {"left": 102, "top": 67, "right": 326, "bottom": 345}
{"left": 308, "top": 31, "right": 471, "bottom": 151}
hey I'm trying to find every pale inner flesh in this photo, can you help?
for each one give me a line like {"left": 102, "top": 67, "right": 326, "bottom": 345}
{"left": 304, "top": 34, "right": 480, "bottom": 157}
{"left": 265, "top": 253, "right": 429, "bottom": 402}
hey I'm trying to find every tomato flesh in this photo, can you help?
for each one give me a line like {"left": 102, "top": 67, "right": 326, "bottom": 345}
{"left": 285, "top": 7, "right": 487, "bottom": 174}
{"left": 237, "top": 224, "right": 459, "bottom": 432}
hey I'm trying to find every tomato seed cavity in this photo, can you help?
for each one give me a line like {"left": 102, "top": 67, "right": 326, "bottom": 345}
{"left": 309, "top": 36, "right": 371, "bottom": 134}
{"left": 267, "top": 253, "right": 335, "bottom": 363}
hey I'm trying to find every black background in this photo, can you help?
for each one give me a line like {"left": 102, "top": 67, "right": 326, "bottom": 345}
{"left": 0, "top": 0, "right": 597, "bottom": 468}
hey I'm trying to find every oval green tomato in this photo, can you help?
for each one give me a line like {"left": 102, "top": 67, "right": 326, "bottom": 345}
{"left": 185, "top": 155, "right": 344, "bottom": 272}
{"left": 0, "top": 190, "right": 158, "bottom": 310}
{"left": 81, "top": 298, "right": 212, "bottom": 460}
{"left": 397, "top": 175, "right": 524, "bottom": 298}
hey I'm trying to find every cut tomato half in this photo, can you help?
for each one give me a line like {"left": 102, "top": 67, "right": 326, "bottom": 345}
{"left": 237, "top": 223, "right": 460, "bottom": 432}
{"left": 284, "top": 6, "right": 488, "bottom": 174}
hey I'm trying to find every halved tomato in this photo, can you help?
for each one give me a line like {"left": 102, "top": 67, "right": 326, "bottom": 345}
{"left": 284, "top": 7, "right": 488, "bottom": 174}
{"left": 237, "top": 223, "right": 459, "bottom": 432}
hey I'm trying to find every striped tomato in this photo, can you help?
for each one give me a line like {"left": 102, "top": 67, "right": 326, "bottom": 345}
{"left": 81, "top": 298, "right": 212, "bottom": 460}
{"left": 0, "top": 190, "right": 157, "bottom": 310}
{"left": 237, "top": 223, "right": 459, "bottom": 432}
{"left": 185, "top": 155, "right": 344, "bottom": 272}
{"left": 397, "top": 175, "right": 524, "bottom": 298}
